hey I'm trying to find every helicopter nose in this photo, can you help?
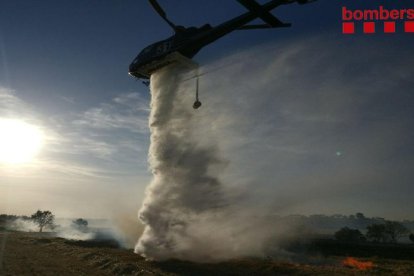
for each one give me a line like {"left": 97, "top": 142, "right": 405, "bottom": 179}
{"left": 193, "top": 100, "right": 202, "bottom": 109}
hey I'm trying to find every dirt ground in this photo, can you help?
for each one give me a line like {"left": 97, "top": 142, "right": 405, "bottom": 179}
{"left": 0, "top": 231, "right": 413, "bottom": 275}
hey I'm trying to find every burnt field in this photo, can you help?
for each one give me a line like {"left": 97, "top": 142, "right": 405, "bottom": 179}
{"left": 1, "top": 231, "right": 414, "bottom": 275}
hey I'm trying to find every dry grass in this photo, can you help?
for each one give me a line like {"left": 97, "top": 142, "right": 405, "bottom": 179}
{"left": 1, "top": 231, "right": 413, "bottom": 275}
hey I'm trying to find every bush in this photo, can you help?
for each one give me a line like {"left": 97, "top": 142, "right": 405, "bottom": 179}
{"left": 334, "top": 227, "right": 366, "bottom": 242}
{"left": 72, "top": 218, "right": 88, "bottom": 232}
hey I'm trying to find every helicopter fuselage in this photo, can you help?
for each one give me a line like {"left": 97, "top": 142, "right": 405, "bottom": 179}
{"left": 129, "top": 0, "right": 315, "bottom": 80}
{"left": 128, "top": 25, "right": 212, "bottom": 79}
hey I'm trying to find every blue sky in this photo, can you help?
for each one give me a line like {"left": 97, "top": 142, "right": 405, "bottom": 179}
{"left": 0, "top": 0, "right": 413, "bottom": 220}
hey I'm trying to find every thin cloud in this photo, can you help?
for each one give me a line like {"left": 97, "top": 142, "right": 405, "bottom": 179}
{"left": 0, "top": 87, "right": 149, "bottom": 179}
{"left": 73, "top": 92, "right": 149, "bottom": 134}
{"left": 0, "top": 87, "right": 31, "bottom": 117}
{"left": 1, "top": 159, "right": 113, "bottom": 180}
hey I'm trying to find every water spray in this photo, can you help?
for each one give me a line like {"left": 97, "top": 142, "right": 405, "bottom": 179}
{"left": 135, "top": 64, "right": 227, "bottom": 261}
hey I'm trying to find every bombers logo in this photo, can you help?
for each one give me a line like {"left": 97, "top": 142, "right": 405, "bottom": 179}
{"left": 342, "top": 5, "right": 414, "bottom": 34}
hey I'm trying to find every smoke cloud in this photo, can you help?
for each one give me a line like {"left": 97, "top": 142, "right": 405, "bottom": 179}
{"left": 8, "top": 219, "right": 39, "bottom": 232}
{"left": 135, "top": 65, "right": 230, "bottom": 261}
{"left": 135, "top": 37, "right": 414, "bottom": 262}
{"left": 134, "top": 64, "right": 295, "bottom": 262}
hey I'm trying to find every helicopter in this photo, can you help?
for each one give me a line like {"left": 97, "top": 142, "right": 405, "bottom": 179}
{"left": 129, "top": 0, "right": 317, "bottom": 108}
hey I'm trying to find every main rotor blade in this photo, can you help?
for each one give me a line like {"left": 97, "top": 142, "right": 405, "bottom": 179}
{"left": 148, "top": 0, "right": 177, "bottom": 31}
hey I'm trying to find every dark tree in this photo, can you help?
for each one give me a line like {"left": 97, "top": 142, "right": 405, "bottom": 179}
{"left": 334, "top": 227, "right": 366, "bottom": 242}
{"left": 384, "top": 221, "right": 409, "bottom": 243}
{"left": 366, "top": 221, "right": 409, "bottom": 243}
{"left": 72, "top": 218, "right": 88, "bottom": 232}
{"left": 31, "top": 210, "right": 54, "bottom": 232}
{"left": 366, "top": 223, "right": 387, "bottom": 242}
{"left": 356, "top": 212, "right": 365, "bottom": 220}
{"left": 409, "top": 233, "right": 414, "bottom": 243}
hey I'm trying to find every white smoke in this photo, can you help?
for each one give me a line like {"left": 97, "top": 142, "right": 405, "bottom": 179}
{"left": 7, "top": 218, "right": 94, "bottom": 239}
{"left": 135, "top": 65, "right": 225, "bottom": 260}
{"left": 54, "top": 221, "right": 95, "bottom": 241}
{"left": 6, "top": 216, "right": 138, "bottom": 247}
{"left": 134, "top": 64, "right": 292, "bottom": 262}
{"left": 135, "top": 37, "right": 414, "bottom": 262}
{"left": 8, "top": 219, "right": 39, "bottom": 232}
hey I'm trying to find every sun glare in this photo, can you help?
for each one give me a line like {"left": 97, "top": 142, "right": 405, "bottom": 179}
{"left": 0, "top": 119, "right": 44, "bottom": 164}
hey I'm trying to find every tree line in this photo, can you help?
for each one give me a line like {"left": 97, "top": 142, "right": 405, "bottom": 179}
{"left": 0, "top": 210, "right": 88, "bottom": 233}
{"left": 335, "top": 221, "right": 414, "bottom": 243}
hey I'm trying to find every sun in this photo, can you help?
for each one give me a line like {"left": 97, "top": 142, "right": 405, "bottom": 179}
{"left": 0, "top": 119, "right": 44, "bottom": 164}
